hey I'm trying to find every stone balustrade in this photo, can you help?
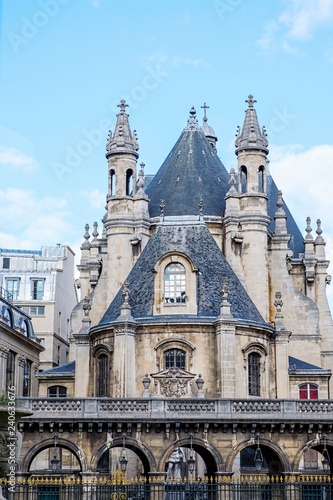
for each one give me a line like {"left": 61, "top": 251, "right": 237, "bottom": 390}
{"left": 19, "top": 397, "right": 333, "bottom": 421}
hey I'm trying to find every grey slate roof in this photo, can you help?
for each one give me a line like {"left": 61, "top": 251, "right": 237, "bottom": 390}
{"left": 146, "top": 115, "right": 304, "bottom": 258}
{"left": 98, "top": 221, "right": 266, "bottom": 327}
{"left": 37, "top": 361, "right": 75, "bottom": 377}
{"left": 146, "top": 128, "right": 230, "bottom": 218}
{"left": 288, "top": 357, "right": 322, "bottom": 371}
{"left": 267, "top": 174, "right": 304, "bottom": 258}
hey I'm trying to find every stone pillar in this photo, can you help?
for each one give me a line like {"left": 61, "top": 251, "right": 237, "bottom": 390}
{"left": 273, "top": 292, "right": 291, "bottom": 398}
{"left": 73, "top": 298, "right": 92, "bottom": 397}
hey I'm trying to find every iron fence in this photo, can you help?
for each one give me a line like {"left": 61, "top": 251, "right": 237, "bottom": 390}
{"left": 0, "top": 476, "right": 332, "bottom": 500}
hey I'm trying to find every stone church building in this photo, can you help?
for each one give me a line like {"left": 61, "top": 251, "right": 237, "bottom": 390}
{"left": 19, "top": 96, "right": 333, "bottom": 480}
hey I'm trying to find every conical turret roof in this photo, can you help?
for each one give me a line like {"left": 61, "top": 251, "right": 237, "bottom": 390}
{"left": 106, "top": 99, "right": 139, "bottom": 158}
{"left": 146, "top": 108, "right": 230, "bottom": 218}
{"left": 235, "top": 95, "right": 268, "bottom": 153}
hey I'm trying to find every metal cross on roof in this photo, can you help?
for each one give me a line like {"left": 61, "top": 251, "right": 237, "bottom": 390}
{"left": 201, "top": 102, "right": 209, "bottom": 121}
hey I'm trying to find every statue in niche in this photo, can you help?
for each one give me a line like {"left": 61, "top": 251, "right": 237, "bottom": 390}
{"left": 166, "top": 447, "right": 186, "bottom": 479}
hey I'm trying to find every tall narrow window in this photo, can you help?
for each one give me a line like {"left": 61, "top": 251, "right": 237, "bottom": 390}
{"left": 23, "top": 360, "right": 31, "bottom": 397}
{"left": 299, "top": 383, "right": 318, "bottom": 400}
{"left": 126, "top": 169, "right": 133, "bottom": 196}
{"left": 164, "top": 349, "right": 186, "bottom": 369}
{"left": 110, "top": 169, "right": 115, "bottom": 196}
{"left": 248, "top": 352, "right": 260, "bottom": 396}
{"left": 164, "top": 263, "right": 186, "bottom": 304}
{"left": 6, "top": 351, "right": 15, "bottom": 388}
{"left": 241, "top": 166, "right": 247, "bottom": 194}
{"left": 31, "top": 279, "right": 44, "bottom": 300}
{"left": 97, "top": 354, "right": 108, "bottom": 397}
{"left": 258, "top": 166, "right": 264, "bottom": 193}
{"left": 3, "top": 257, "right": 10, "bottom": 269}
{"left": 6, "top": 279, "right": 19, "bottom": 300}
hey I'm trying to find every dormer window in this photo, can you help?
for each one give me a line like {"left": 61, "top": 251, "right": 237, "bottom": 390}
{"left": 164, "top": 263, "right": 186, "bottom": 304}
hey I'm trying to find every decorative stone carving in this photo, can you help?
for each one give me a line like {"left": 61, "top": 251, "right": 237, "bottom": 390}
{"left": 151, "top": 367, "right": 196, "bottom": 398}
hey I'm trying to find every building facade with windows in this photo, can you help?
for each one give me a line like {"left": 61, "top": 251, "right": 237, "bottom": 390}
{"left": 18, "top": 97, "right": 333, "bottom": 480}
{"left": 0, "top": 245, "right": 77, "bottom": 370}
{"left": 0, "top": 291, "right": 43, "bottom": 398}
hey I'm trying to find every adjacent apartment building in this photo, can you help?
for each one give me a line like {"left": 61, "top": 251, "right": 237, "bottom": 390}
{"left": 0, "top": 245, "right": 77, "bottom": 371}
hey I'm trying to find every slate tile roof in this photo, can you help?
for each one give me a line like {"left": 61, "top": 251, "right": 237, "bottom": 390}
{"left": 98, "top": 221, "right": 266, "bottom": 327}
{"left": 37, "top": 361, "right": 75, "bottom": 377}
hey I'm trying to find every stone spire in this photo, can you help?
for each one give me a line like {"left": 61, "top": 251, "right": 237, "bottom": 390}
{"left": 106, "top": 100, "right": 139, "bottom": 158}
{"left": 81, "top": 224, "right": 91, "bottom": 249}
{"left": 200, "top": 102, "right": 218, "bottom": 150}
{"left": 235, "top": 95, "right": 268, "bottom": 154}
{"left": 219, "top": 277, "right": 233, "bottom": 318}
{"left": 135, "top": 162, "right": 148, "bottom": 199}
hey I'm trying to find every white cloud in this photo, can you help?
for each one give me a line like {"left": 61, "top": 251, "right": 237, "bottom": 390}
{"left": 269, "top": 143, "right": 333, "bottom": 312}
{"left": 0, "top": 188, "right": 71, "bottom": 249}
{"left": 279, "top": 0, "right": 333, "bottom": 40}
{"left": 256, "top": 0, "right": 333, "bottom": 54}
{"left": 0, "top": 147, "right": 39, "bottom": 173}
{"left": 88, "top": 0, "right": 100, "bottom": 7}
{"left": 86, "top": 188, "right": 106, "bottom": 210}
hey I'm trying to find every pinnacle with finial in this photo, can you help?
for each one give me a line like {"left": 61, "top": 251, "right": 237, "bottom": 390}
{"left": 81, "top": 224, "right": 91, "bottom": 249}
{"left": 117, "top": 99, "right": 128, "bottom": 114}
{"left": 305, "top": 217, "right": 313, "bottom": 241}
{"left": 220, "top": 277, "right": 229, "bottom": 300}
{"left": 160, "top": 199, "right": 165, "bottom": 217}
{"left": 92, "top": 222, "right": 99, "bottom": 240}
{"left": 198, "top": 197, "right": 204, "bottom": 216}
{"left": 246, "top": 94, "right": 257, "bottom": 108}
{"left": 137, "top": 162, "right": 145, "bottom": 192}
{"left": 122, "top": 280, "right": 130, "bottom": 307}
{"left": 315, "top": 219, "right": 325, "bottom": 244}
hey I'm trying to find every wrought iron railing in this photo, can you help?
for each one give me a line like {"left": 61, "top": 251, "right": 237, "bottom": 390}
{"left": 1, "top": 476, "right": 332, "bottom": 500}
{"left": 0, "top": 285, "right": 13, "bottom": 303}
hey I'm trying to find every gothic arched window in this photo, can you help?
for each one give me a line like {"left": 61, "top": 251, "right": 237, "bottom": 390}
{"left": 241, "top": 166, "right": 247, "bottom": 194}
{"left": 164, "top": 349, "right": 186, "bottom": 370}
{"left": 248, "top": 352, "right": 261, "bottom": 396}
{"left": 126, "top": 169, "right": 133, "bottom": 196}
{"left": 110, "top": 169, "right": 115, "bottom": 196}
{"left": 164, "top": 263, "right": 186, "bottom": 304}
{"left": 97, "top": 354, "right": 108, "bottom": 397}
{"left": 258, "top": 165, "right": 265, "bottom": 193}
{"left": 299, "top": 383, "right": 318, "bottom": 400}
{"left": 23, "top": 359, "right": 31, "bottom": 397}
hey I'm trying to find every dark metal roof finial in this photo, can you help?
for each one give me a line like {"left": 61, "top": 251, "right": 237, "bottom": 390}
{"left": 201, "top": 102, "right": 210, "bottom": 123}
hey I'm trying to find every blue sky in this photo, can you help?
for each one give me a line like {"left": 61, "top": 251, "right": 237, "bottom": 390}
{"left": 0, "top": 0, "right": 333, "bottom": 310}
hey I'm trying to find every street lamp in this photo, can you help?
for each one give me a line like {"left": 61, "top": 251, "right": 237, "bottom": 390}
{"left": 322, "top": 434, "right": 330, "bottom": 473}
{"left": 188, "top": 434, "right": 195, "bottom": 475}
{"left": 51, "top": 433, "right": 60, "bottom": 471}
{"left": 119, "top": 434, "right": 128, "bottom": 473}
{"left": 254, "top": 434, "right": 264, "bottom": 472}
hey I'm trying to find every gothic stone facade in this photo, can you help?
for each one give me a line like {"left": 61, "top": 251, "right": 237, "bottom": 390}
{"left": 18, "top": 96, "right": 333, "bottom": 480}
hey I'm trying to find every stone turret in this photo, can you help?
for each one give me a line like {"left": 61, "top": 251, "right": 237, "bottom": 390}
{"left": 104, "top": 101, "right": 150, "bottom": 304}
{"left": 225, "top": 95, "right": 270, "bottom": 320}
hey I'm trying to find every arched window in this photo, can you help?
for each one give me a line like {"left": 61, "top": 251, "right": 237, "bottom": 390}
{"left": 248, "top": 352, "right": 260, "bottom": 396}
{"left": 126, "top": 169, "right": 133, "bottom": 196}
{"left": 164, "top": 263, "right": 186, "bottom": 304}
{"left": 3, "top": 307, "right": 12, "bottom": 327}
{"left": 23, "top": 359, "right": 31, "bottom": 397}
{"left": 164, "top": 349, "right": 186, "bottom": 370}
{"left": 48, "top": 385, "right": 67, "bottom": 397}
{"left": 299, "top": 383, "right": 318, "bottom": 400}
{"left": 241, "top": 166, "right": 247, "bottom": 193}
{"left": 258, "top": 166, "right": 265, "bottom": 193}
{"left": 97, "top": 354, "right": 108, "bottom": 397}
{"left": 110, "top": 169, "right": 115, "bottom": 196}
